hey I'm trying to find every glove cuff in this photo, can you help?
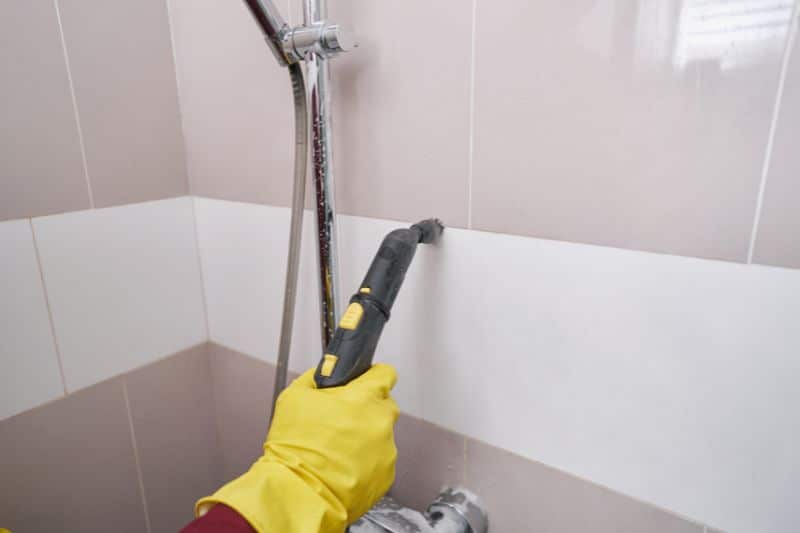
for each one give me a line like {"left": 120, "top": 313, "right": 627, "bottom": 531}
{"left": 195, "top": 459, "right": 348, "bottom": 533}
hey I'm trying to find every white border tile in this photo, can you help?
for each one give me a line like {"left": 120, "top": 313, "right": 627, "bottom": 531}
{"left": 32, "top": 197, "right": 206, "bottom": 391}
{"left": 195, "top": 197, "right": 800, "bottom": 532}
{"left": 0, "top": 219, "right": 64, "bottom": 419}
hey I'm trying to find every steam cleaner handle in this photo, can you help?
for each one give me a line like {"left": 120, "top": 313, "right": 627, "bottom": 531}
{"left": 314, "top": 220, "right": 442, "bottom": 388}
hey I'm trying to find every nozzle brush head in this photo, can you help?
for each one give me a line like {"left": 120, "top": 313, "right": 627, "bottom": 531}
{"left": 412, "top": 218, "right": 445, "bottom": 244}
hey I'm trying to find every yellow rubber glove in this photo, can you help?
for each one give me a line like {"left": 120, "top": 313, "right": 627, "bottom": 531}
{"left": 196, "top": 364, "right": 399, "bottom": 532}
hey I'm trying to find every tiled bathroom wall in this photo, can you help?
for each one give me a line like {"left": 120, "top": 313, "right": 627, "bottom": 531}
{"left": 3, "top": 0, "right": 800, "bottom": 532}
{"left": 1, "top": 3, "right": 211, "bottom": 528}
{"left": 174, "top": 0, "right": 800, "bottom": 268}
{"left": 0, "top": 0, "right": 187, "bottom": 220}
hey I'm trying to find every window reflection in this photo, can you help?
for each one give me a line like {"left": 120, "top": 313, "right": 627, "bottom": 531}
{"left": 673, "top": 0, "right": 793, "bottom": 70}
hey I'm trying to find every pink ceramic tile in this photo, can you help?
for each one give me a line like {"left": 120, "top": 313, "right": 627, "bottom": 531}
{"left": 58, "top": 0, "right": 188, "bottom": 208}
{"left": 390, "top": 413, "right": 465, "bottom": 512}
{"left": 209, "top": 343, "right": 276, "bottom": 481}
{"left": 125, "top": 344, "right": 223, "bottom": 532}
{"left": 465, "top": 438, "right": 703, "bottom": 533}
{"left": 472, "top": 0, "right": 793, "bottom": 261}
{"left": 169, "top": 0, "right": 295, "bottom": 206}
{"left": 0, "top": 1, "right": 90, "bottom": 220}
{"left": 0, "top": 379, "right": 147, "bottom": 532}
{"left": 327, "top": 0, "right": 472, "bottom": 226}
{"left": 753, "top": 29, "right": 800, "bottom": 268}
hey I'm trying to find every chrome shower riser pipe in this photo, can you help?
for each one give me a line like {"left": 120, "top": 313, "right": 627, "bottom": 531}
{"left": 245, "top": 0, "right": 351, "bottom": 408}
{"left": 306, "top": 41, "right": 341, "bottom": 350}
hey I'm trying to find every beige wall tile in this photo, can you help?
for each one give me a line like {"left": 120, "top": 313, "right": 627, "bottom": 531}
{"left": 465, "top": 438, "right": 703, "bottom": 533}
{"left": 753, "top": 26, "right": 800, "bottom": 268}
{"left": 169, "top": 0, "right": 294, "bottom": 206}
{"left": 328, "top": 0, "right": 472, "bottom": 227}
{"left": 0, "top": 379, "right": 147, "bottom": 532}
{"left": 390, "top": 413, "right": 465, "bottom": 512}
{"left": 0, "top": 1, "right": 90, "bottom": 220}
{"left": 58, "top": 0, "right": 188, "bottom": 208}
{"left": 125, "top": 344, "right": 223, "bottom": 532}
{"left": 471, "top": 0, "right": 791, "bottom": 262}
{"left": 209, "top": 343, "right": 276, "bottom": 481}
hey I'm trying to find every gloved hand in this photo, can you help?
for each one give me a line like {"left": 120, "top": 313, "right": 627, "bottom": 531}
{"left": 195, "top": 364, "right": 399, "bottom": 532}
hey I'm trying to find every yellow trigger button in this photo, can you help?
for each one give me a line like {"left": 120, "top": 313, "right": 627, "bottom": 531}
{"left": 339, "top": 302, "right": 364, "bottom": 330}
{"left": 320, "top": 354, "right": 338, "bottom": 377}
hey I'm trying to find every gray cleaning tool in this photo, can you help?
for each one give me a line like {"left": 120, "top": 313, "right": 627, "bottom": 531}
{"left": 314, "top": 219, "right": 444, "bottom": 388}
{"left": 312, "top": 219, "right": 488, "bottom": 533}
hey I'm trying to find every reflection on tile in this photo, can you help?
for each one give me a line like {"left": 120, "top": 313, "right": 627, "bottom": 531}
{"left": 753, "top": 26, "right": 800, "bottom": 268}
{"left": 465, "top": 438, "right": 702, "bottom": 533}
{"left": 390, "top": 414, "right": 465, "bottom": 512}
{"left": 0, "top": 220, "right": 64, "bottom": 420}
{"left": 0, "top": 1, "right": 90, "bottom": 220}
{"left": 58, "top": 0, "right": 187, "bottom": 207}
{"left": 327, "top": 0, "right": 472, "bottom": 226}
{"left": 33, "top": 198, "right": 206, "bottom": 392}
{"left": 472, "top": 0, "right": 791, "bottom": 261}
{"left": 0, "top": 379, "right": 147, "bottom": 532}
{"left": 209, "top": 343, "right": 275, "bottom": 481}
{"left": 168, "top": 0, "right": 294, "bottom": 206}
{"left": 126, "top": 344, "right": 222, "bottom": 532}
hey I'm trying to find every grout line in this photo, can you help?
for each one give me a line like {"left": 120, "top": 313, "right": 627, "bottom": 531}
{"left": 466, "top": 0, "right": 478, "bottom": 230}
{"left": 53, "top": 0, "right": 94, "bottom": 209}
{"left": 202, "top": 343, "right": 228, "bottom": 482}
{"left": 191, "top": 197, "right": 212, "bottom": 340}
{"left": 747, "top": 1, "right": 799, "bottom": 264}
{"left": 462, "top": 436, "right": 469, "bottom": 486}
{"left": 29, "top": 219, "right": 69, "bottom": 396}
{"left": 122, "top": 378, "right": 154, "bottom": 533}
{"left": 163, "top": 0, "right": 193, "bottom": 197}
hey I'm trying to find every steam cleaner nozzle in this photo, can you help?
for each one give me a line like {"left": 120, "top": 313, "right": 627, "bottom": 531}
{"left": 314, "top": 219, "right": 444, "bottom": 388}
{"left": 411, "top": 218, "right": 444, "bottom": 244}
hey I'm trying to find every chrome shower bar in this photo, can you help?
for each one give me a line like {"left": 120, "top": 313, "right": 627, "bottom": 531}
{"left": 242, "top": 0, "right": 352, "bottom": 401}
{"left": 304, "top": 0, "right": 342, "bottom": 350}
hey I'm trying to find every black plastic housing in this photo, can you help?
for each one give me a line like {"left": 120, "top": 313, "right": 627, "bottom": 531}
{"left": 314, "top": 219, "right": 443, "bottom": 388}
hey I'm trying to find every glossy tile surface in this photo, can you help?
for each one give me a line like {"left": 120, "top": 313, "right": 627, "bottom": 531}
{"left": 472, "top": 0, "right": 792, "bottom": 261}
{"left": 194, "top": 198, "right": 800, "bottom": 531}
{"left": 0, "top": 1, "right": 90, "bottom": 220}
{"left": 465, "top": 438, "right": 702, "bottom": 533}
{"left": 390, "top": 414, "right": 465, "bottom": 512}
{"left": 58, "top": 0, "right": 187, "bottom": 208}
{"left": 754, "top": 18, "right": 800, "bottom": 268}
{"left": 169, "top": 0, "right": 294, "bottom": 205}
{"left": 209, "top": 343, "right": 275, "bottom": 481}
{"left": 126, "top": 344, "right": 222, "bottom": 532}
{"left": 32, "top": 198, "right": 206, "bottom": 392}
{"left": 0, "top": 379, "right": 147, "bottom": 533}
{"left": 0, "top": 220, "right": 64, "bottom": 420}
{"left": 327, "top": 0, "right": 472, "bottom": 226}
{"left": 194, "top": 198, "right": 320, "bottom": 369}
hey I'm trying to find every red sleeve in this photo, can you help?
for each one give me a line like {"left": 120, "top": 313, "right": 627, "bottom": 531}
{"left": 181, "top": 504, "right": 256, "bottom": 533}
